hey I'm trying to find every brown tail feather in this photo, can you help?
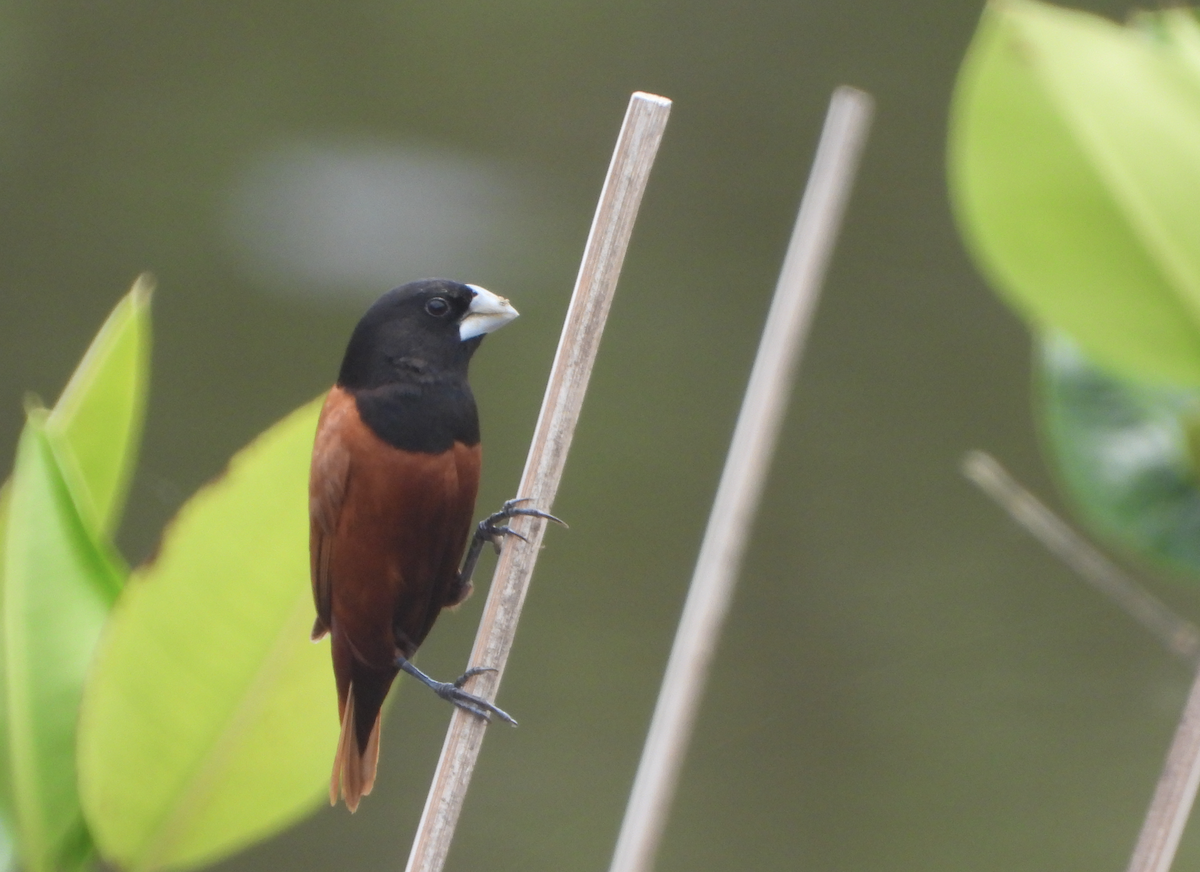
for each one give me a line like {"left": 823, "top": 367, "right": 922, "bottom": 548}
{"left": 330, "top": 683, "right": 383, "bottom": 812}
{"left": 360, "top": 709, "right": 382, "bottom": 797}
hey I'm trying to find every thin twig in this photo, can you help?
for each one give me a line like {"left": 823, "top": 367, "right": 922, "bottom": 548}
{"left": 961, "top": 450, "right": 1200, "bottom": 872}
{"left": 606, "top": 86, "right": 873, "bottom": 872}
{"left": 961, "top": 450, "right": 1200, "bottom": 665}
{"left": 403, "top": 92, "right": 672, "bottom": 872}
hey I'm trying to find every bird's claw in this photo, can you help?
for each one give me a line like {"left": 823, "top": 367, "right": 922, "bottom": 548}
{"left": 436, "top": 668, "right": 517, "bottom": 726}
{"left": 487, "top": 525, "right": 526, "bottom": 553}
{"left": 456, "top": 497, "right": 567, "bottom": 599}
{"left": 478, "top": 498, "right": 567, "bottom": 549}
{"left": 396, "top": 657, "right": 517, "bottom": 726}
{"left": 453, "top": 665, "right": 497, "bottom": 688}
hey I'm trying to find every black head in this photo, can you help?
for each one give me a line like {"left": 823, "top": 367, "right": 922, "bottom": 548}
{"left": 337, "top": 279, "right": 517, "bottom": 390}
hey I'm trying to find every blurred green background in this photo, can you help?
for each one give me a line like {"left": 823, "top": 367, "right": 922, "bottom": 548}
{"left": 1, "top": 1, "right": 1195, "bottom": 870}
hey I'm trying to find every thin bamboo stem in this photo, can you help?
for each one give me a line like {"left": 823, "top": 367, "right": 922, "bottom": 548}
{"left": 404, "top": 91, "right": 672, "bottom": 872}
{"left": 607, "top": 86, "right": 873, "bottom": 872}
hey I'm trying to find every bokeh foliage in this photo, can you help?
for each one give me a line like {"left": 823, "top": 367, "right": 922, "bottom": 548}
{"left": 77, "top": 397, "right": 335, "bottom": 872}
{"left": 1, "top": 279, "right": 150, "bottom": 872}
{"left": 0, "top": 284, "right": 335, "bottom": 872}
{"left": 951, "top": 0, "right": 1200, "bottom": 576}
{"left": 1038, "top": 332, "right": 1200, "bottom": 572}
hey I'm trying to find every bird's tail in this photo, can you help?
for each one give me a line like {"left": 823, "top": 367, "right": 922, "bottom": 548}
{"left": 330, "top": 682, "right": 382, "bottom": 812}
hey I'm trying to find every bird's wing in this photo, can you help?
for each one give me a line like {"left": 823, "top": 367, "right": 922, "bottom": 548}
{"left": 309, "top": 388, "right": 353, "bottom": 640}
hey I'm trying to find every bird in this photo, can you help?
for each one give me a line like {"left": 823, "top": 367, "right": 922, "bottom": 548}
{"left": 309, "top": 278, "right": 557, "bottom": 811}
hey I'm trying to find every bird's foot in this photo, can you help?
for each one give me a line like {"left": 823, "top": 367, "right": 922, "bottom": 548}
{"left": 457, "top": 498, "right": 567, "bottom": 589}
{"left": 396, "top": 658, "right": 517, "bottom": 726}
{"left": 478, "top": 497, "right": 567, "bottom": 553}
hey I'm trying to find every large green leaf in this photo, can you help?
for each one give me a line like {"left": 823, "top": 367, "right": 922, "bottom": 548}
{"left": 47, "top": 273, "right": 153, "bottom": 538}
{"left": 950, "top": 0, "right": 1200, "bottom": 386}
{"left": 78, "top": 398, "right": 338, "bottom": 872}
{"left": 1038, "top": 331, "right": 1200, "bottom": 574}
{"left": 3, "top": 411, "right": 124, "bottom": 872}
{"left": 0, "top": 277, "right": 151, "bottom": 855}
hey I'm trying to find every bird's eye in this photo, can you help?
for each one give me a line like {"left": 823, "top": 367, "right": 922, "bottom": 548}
{"left": 424, "top": 297, "right": 451, "bottom": 317}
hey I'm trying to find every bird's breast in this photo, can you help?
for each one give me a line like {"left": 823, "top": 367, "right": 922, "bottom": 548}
{"left": 317, "top": 386, "right": 482, "bottom": 666}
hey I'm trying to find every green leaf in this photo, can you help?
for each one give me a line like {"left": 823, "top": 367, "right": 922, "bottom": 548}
{"left": 1038, "top": 331, "right": 1200, "bottom": 574}
{"left": 950, "top": 0, "right": 1200, "bottom": 386}
{"left": 0, "top": 277, "right": 151, "bottom": 851}
{"left": 47, "top": 273, "right": 153, "bottom": 538}
{"left": 78, "top": 398, "right": 338, "bottom": 872}
{"left": 3, "top": 411, "right": 124, "bottom": 872}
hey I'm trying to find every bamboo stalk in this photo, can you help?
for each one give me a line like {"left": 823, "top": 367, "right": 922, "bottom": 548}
{"left": 403, "top": 91, "right": 672, "bottom": 872}
{"left": 607, "top": 86, "right": 873, "bottom": 872}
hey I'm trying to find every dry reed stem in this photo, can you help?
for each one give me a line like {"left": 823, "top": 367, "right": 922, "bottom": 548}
{"left": 1126, "top": 671, "right": 1200, "bottom": 872}
{"left": 962, "top": 450, "right": 1200, "bottom": 664}
{"left": 607, "top": 86, "right": 873, "bottom": 872}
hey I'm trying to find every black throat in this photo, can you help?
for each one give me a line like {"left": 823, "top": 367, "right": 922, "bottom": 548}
{"left": 351, "top": 369, "right": 480, "bottom": 453}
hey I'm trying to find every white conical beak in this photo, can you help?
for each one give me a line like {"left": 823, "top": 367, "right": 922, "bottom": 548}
{"left": 459, "top": 284, "right": 519, "bottom": 341}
